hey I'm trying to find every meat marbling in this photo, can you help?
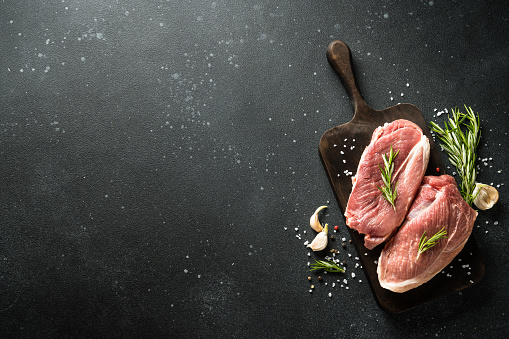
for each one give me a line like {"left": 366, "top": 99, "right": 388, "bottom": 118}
{"left": 345, "top": 119, "right": 430, "bottom": 249}
{"left": 377, "top": 175, "right": 477, "bottom": 293}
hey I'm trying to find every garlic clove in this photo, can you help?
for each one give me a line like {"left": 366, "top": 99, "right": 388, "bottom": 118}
{"left": 310, "top": 205, "right": 328, "bottom": 232}
{"left": 473, "top": 183, "right": 499, "bottom": 210}
{"left": 307, "top": 224, "right": 329, "bottom": 251}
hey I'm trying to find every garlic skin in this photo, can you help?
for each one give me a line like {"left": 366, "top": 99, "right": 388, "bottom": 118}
{"left": 310, "top": 205, "right": 328, "bottom": 232}
{"left": 473, "top": 183, "right": 499, "bottom": 210}
{"left": 307, "top": 224, "right": 329, "bottom": 251}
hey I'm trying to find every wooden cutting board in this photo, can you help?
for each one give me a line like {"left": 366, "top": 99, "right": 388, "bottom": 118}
{"left": 319, "top": 40, "right": 485, "bottom": 313}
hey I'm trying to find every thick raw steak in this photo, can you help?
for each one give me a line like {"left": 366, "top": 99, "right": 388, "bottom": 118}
{"left": 377, "top": 175, "right": 477, "bottom": 293}
{"left": 345, "top": 119, "right": 430, "bottom": 249}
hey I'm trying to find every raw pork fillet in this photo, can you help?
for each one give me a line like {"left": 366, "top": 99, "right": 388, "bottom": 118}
{"left": 377, "top": 175, "right": 477, "bottom": 293}
{"left": 345, "top": 119, "right": 430, "bottom": 249}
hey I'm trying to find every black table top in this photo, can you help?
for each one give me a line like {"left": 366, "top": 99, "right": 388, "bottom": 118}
{"left": 1, "top": 1, "right": 508, "bottom": 337}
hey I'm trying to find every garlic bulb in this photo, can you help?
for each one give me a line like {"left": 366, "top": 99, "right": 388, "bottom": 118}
{"left": 473, "top": 183, "right": 499, "bottom": 210}
{"left": 310, "top": 205, "right": 327, "bottom": 232}
{"left": 307, "top": 224, "right": 329, "bottom": 251}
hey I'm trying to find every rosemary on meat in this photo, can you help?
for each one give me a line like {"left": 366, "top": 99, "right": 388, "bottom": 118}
{"left": 309, "top": 259, "right": 345, "bottom": 273}
{"left": 377, "top": 146, "right": 400, "bottom": 210}
{"left": 429, "top": 106, "right": 481, "bottom": 205}
{"left": 416, "top": 227, "right": 448, "bottom": 260}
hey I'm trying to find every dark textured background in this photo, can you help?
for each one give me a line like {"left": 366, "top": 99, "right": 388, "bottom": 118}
{"left": 1, "top": 0, "right": 508, "bottom": 337}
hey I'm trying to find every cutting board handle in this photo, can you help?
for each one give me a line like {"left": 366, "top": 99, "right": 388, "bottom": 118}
{"left": 326, "top": 40, "right": 369, "bottom": 114}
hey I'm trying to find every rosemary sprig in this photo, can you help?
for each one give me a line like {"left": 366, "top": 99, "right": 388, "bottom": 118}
{"left": 429, "top": 106, "right": 481, "bottom": 205}
{"left": 377, "top": 146, "right": 400, "bottom": 210}
{"left": 309, "top": 259, "right": 345, "bottom": 273}
{"left": 416, "top": 227, "right": 448, "bottom": 260}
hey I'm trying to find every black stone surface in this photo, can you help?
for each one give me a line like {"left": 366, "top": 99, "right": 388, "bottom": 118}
{"left": 1, "top": 1, "right": 508, "bottom": 337}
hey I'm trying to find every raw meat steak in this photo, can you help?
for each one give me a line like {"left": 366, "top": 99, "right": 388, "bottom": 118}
{"left": 345, "top": 119, "right": 430, "bottom": 249}
{"left": 377, "top": 175, "right": 477, "bottom": 293}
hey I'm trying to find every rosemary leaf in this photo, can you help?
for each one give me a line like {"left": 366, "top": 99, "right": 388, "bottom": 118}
{"left": 416, "top": 227, "right": 448, "bottom": 260}
{"left": 430, "top": 106, "right": 481, "bottom": 205}
{"left": 309, "top": 259, "right": 345, "bottom": 273}
{"left": 377, "top": 146, "right": 399, "bottom": 210}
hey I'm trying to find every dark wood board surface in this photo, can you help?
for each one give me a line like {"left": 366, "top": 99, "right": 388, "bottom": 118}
{"left": 319, "top": 41, "right": 485, "bottom": 313}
